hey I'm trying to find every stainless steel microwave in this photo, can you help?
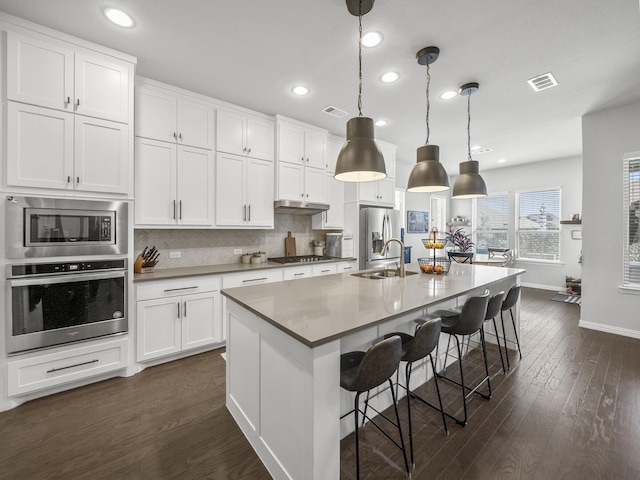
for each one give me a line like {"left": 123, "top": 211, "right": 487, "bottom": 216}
{"left": 5, "top": 196, "right": 128, "bottom": 259}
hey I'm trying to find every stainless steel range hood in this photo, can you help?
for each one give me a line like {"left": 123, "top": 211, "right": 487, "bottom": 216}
{"left": 274, "top": 200, "right": 330, "bottom": 215}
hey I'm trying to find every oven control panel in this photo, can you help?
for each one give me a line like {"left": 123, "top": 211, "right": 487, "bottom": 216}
{"left": 10, "top": 259, "right": 126, "bottom": 277}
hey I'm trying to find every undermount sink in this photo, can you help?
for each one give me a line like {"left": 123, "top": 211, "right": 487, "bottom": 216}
{"left": 351, "top": 269, "right": 419, "bottom": 280}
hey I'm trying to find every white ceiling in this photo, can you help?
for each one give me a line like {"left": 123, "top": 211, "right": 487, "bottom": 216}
{"left": 1, "top": 0, "right": 639, "bottom": 177}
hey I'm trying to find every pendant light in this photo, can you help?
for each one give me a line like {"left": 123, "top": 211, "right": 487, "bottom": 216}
{"left": 451, "top": 82, "right": 488, "bottom": 199}
{"left": 334, "top": 0, "right": 387, "bottom": 183}
{"left": 407, "top": 46, "right": 450, "bottom": 193}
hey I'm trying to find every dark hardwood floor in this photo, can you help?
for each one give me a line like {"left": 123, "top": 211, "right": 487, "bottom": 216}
{"left": 1, "top": 288, "right": 639, "bottom": 480}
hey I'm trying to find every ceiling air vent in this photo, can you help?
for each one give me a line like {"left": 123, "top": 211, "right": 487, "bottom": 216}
{"left": 322, "top": 105, "right": 348, "bottom": 118}
{"left": 527, "top": 72, "right": 558, "bottom": 92}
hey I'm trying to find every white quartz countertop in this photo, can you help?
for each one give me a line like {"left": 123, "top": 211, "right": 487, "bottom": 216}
{"left": 221, "top": 263, "right": 525, "bottom": 347}
{"left": 133, "top": 257, "right": 357, "bottom": 282}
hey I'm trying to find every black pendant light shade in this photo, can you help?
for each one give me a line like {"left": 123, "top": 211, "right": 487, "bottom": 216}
{"left": 406, "top": 46, "right": 450, "bottom": 193}
{"left": 452, "top": 82, "right": 487, "bottom": 199}
{"left": 335, "top": 117, "right": 386, "bottom": 182}
{"left": 334, "top": 0, "right": 386, "bottom": 183}
{"left": 407, "top": 145, "right": 450, "bottom": 192}
{"left": 451, "top": 160, "right": 487, "bottom": 198}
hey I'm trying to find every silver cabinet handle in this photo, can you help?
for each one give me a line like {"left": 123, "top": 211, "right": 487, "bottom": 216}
{"left": 306, "top": 193, "right": 309, "bottom": 198}
{"left": 177, "top": 302, "right": 181, "bottom": 318}
{"left": 163, "top": 286, "right": 198, "bottom": 293}
{"left": 248, "top": 204, "right": 251, "bottom": 221}
{"left": 75, "top": 98, "right": 80, "bottom": 109}
{"left": 242, "top": 277, "right": 267, "bottom": 283}
{"left": 301, "top": 156, "right": 304, "bottom": 162}
{"left": 301, "top": 193, "right": 304, "bottom": 198}
{"left": 65, "top": 96, "right": 71, "bottom": 107}
{"left": 179, "top": 133, "right": 183, "bottom": 140}
{"left": 179, "top": 200, "right": 182, "bottom": 220}
{"left": 243, "top": 204, "right": 247, "bottom": 221}
{"left": 173, "top": 132, "right": 177, "bottom": 140}
{"left": 294, "top": 272, "right": 305, "bottom": 276}
{"left": 183, "top": 301, "right": 187, "bottom": 317}
{"left": 47, "top": 359, "right": 98, "bottom": 373}
{"left": 248, "top": 147, "right": 252, "bottom": 153}
{"left": 242, "top": 147, "right": 247, "bottom": 153}
{"left": 343, "top": 267, "right": 353, "bottom": 270}
{"left": 67, "top": 176, "right": 71, "bottom": 183}
{"left": 321, "top": 269, "right": 331, "bottom": 273}
{"left": 76, "top": 176, "right": 80, "bottom": 184}
{"left": 173, "top": 200, "right": 176, "bottom": 220}
{"left": 306, "top": 157, "right": 309, "bottom": 163}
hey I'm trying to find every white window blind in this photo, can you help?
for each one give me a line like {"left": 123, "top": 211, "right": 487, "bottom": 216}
{"left": 623, "top": 154, "right": 640, "bottom": 286}
{"left": 474, "top": 193, "right": 509, "bottom": 253}
{"left": 516, "top": 189, "right": 561, "bottom": 260}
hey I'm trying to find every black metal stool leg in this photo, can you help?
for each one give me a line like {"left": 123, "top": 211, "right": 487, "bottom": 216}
{"left": 429, "top": 353, "right": 449, "bottom": 435}
{"left": 388, "top": 378, "right": 411, "bottom": 477}
{"left": 454, "top": 334, "right": 468, "bottom": 426}
{"left": 480, "top": 327, "right": 492, "bottom": 399}
{"left": 510, "top": 308, "right": 523, "bottom": 359}
{"left": 500, "top": 311, "right": 511, "bottom": 371}
{"left": 405, "top": 362, "right": 415, "bottom": 468}
{"left": 354, "top": 391, "right": 361, "bottom": 480}
{"left": 491, "top": 317, "right": 507, "bottom": 373}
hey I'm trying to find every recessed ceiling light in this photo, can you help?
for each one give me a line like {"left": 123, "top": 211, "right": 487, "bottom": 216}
{"left": 439, "top": 90, "right": 457, "bottom": 100}
{"left": 471, "top": 145, "right": 483, "bottom": 151}
{"left": 497, "top": 159, "right": 507, "bottom": 163}
{"left": 375, "top": 119, "right": 387, "bottom": 127}
{"left": 104, "top": 8, "right": 135, "bottom": 27}
{"left": 291, "top": 85, "right": 309, "bottom": 96}
{"left": 362, "top": 31, "right": 383, "bottom": 47}
{"left": 380, "top": 71, "right": 400, "bottom": 83}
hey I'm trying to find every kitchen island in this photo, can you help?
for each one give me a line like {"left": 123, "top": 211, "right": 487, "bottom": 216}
{"left": 221, "top": 263, "right": 525, "bottom": 480}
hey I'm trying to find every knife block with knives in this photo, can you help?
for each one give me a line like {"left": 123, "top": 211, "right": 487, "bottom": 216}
{"left": 135, "top": 246, "right": 160, "bottom": 273}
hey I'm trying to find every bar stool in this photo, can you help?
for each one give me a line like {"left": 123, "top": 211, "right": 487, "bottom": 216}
{"left": 436, "top": 290, "right": 491, "bottom": 426}
{"left": 501, "top": 285, "right": 522, "bottom": 370}
{"left": 382, "top": 318, "right": 448, "bottom": 468}
{"left": 340, "top": 336, "right": 410, "bottom": 479}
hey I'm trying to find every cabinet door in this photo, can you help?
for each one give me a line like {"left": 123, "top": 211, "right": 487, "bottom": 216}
{"left": 378, "top": 141, "right": 396, "bottom": 179}
{"left": 178, "top": 98, "right": 215, "bottom": 149}
{"left": 325, "top": 135, "right": 343, "bottom": 173}
{"left": 182, "top": 291, "right": 220, "bottom": 350}
{"left": 134, "top": 138, "right": 177, "bottom": 225}
{"left": 215, "top": 153, "right": 246, "bottom": 226}
{"left": 216, "top": 108, "right": 246, "bottom": 156}
{"left": 136, "top": 298, "right": 181, "bottom": 362}
{"left": 177, "top": 146, "right": 214, "bottom": 226}
{"left": 304, "top": 130, "right": 326, "bottom": 170}
{"left": 377, "top": 177, "right": 396, "bottom": 206}
{"left": 283, "top": 266, "right": 312, "bottom": 280}
{"left": 74, "top": 52, "right": 130, "bottom": 123}
{"left": 74, "top": 116, "right": 129, "bottom": 194}
{"left": 358, "top": 181, "right": 379, "bottom": 203}
{"left": 304, "top": 166, "right": 327, "bottom": 203}
{"left": 246, "top": 115, "right": 274, "bottom": 161}
{"left": 277, "top": 122, "right": 305, "bottom": 165}
{"left": 324, "top": 173, "right": 345, "bottom": 228}
{"left": 135, "top": 84, "right": 177, "bottom": 143}
{"left": 7, "top": 102, "right": 74, "bottom": 190}
{"left": 246, "top": 158, "right": 274, "bottom": 227}
{"left": 278, "top": 162, "right": 304, "bottom": 201}
{"left": 6, "top": 32, "right": 74, "bottom": 112}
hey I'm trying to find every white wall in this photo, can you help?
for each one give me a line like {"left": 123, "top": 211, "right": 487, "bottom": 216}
{"left": 398, "top": 155, "right": 583, "bottom": 289}
{"left": 581, "top": 101, "right": 640, "bottom": 338}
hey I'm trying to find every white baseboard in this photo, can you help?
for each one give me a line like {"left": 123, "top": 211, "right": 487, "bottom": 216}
{"left": 520, "top": 282, "right": 562, "bottom": 291}
{"left": 579, "top": 320, "right": 640, "bottom": 340}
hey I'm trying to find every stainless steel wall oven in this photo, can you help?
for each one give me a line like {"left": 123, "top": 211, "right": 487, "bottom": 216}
{"left": 7, "top": 259, "right": 128, "bottom": 354}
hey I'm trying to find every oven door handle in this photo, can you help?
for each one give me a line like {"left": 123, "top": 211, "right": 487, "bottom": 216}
{"left": 9, "top": 270, "right": 126, "bottom": 287}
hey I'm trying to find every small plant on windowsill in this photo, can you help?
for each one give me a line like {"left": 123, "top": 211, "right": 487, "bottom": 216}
{"left": 445, "top": 226, "right": 475, "bottom": 252}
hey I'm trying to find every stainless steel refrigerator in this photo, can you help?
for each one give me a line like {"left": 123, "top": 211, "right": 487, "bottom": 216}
{"left": 359, "top": 207, "right": 403, "bottom": 270}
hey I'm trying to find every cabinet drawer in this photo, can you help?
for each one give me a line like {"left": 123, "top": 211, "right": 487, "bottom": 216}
{"left": 337, "top": 262, "right": 358, "bottom": 273}
{"left": 136, "top": 276, "right": 222, "bottom": 301}
{"left": 312, "top": 264, "right": 338, "bottom": 276}
{"left": 283, "top": 266, "right": 313, "bottom": 280}
{"left": 223, "top": 269, "right": 283, "bottom": 288}
{"left": 8, "top": 337, "right": 128, "bottom": 396}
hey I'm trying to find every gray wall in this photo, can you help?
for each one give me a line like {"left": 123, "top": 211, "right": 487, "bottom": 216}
{"left": 581, "top": 101, "right": 640, "bottom": 338}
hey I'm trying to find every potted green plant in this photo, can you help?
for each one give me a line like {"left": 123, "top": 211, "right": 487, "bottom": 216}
{"left": 445, "top": 226, "right": 475, "bottom": 252}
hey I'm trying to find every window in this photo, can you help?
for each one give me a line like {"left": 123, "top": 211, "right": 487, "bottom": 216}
{"left": 474, "top": 193, "right": 509, "bottom": 253}
{"left": 516, "top": 188, "right": 561, "bottom": 261}
{"left": 624, "top": 153, "right": 640, "bottom": 287}
{"left": 395, "top": 189, "right": 405, "bottom": 225}
{"left": 430, "top": 195, "right": 446, "bottom": 234}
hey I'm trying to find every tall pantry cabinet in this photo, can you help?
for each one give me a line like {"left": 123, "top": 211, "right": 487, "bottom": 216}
{"left": 4, "top": 28, "right": 135, "bottom": 196}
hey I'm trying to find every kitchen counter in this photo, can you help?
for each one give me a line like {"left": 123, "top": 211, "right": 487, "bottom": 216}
{"left": 223, "top": 262, "right": 525, "bottom": 480}
{"left": 222, "top": 262, "right": 525, "bottom": 347}
{"left": 133, "top": 257, "right": 357, "bottom": 282}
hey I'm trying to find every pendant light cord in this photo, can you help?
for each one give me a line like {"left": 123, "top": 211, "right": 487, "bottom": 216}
{"left": 357, "top": 0, "right": 363, "bottom": 117}
{"left": 425, "top": 63, "right": 431, "bottom": 144}
{"left": 467, "top": 92, "right": 472, "bottom": 161}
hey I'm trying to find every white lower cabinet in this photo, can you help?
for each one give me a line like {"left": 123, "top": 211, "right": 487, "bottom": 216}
{"left": 312, "top": 264, "right": 338, "bottom": 276}
{"left": 7, "top": 337, "right": 129, "bottom": 397}
{"left": 283, "top": 266, "right": 313, "bottom": 280}
{"left": 337, "top": 261, "right": 358, "bottom": 273}
{"left": 136, "top": 277, "right": 222, "bottom": 362}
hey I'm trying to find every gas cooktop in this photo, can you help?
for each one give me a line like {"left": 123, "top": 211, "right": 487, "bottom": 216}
{"left": 268, "top": 255, "right": 333, "bottom": 264}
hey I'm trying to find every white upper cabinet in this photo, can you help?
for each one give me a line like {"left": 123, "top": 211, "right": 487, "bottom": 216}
{"left": 7, "top": 31, "right": 131, "bottom": 124}
{"left": 216, "top": 108, "right": 274, "bottom": 161}
{"left": 312, "top": 172, "right": 345, "bottom": 230}
{"left": 277, "top": 118, "right": 327, "bottom": 170}
{"left": 325, "top": 135, "right": 343, "bottom": 173}
{"left": 135, "top": 82, "right": 215, "bottom": 150}
{"left": 135, "top": 138, "right": 213, "bottom": 227}
{"left": 377, "top": 140, "right": 396, "bottom": 179}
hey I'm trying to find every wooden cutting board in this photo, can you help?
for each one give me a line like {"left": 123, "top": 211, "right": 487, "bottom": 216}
{"left": 284, "top": 231, "right": 296, "bottom": 257}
